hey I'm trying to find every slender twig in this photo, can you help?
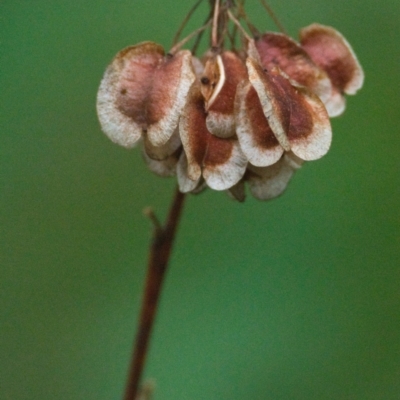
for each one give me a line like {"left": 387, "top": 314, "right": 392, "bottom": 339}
{"left": 216, "top": 6, "right": 229, "bottom": 48}
{"left": 192, "top": 10, "right": 213, "bottom": 54}
{"left": 172, "top": 0, "right": 204, "bottom": 46}
{"left": 227, "top": 9, "right": 251, "bottom": 41}
{"left": 259, "top": 0, "right": 287, "bottom": 34}
{"left": 237, "top": 1, "right": 259, "bottom": 37}
{"left": 143, "top": 207, "right": 162, "bottom": 231}
{"left": 226, "top": 23, "right": 237, "bottom": 50}
{"left": 211, "top": 0, "right": 220, "bottom": 47}
{"left": 169, "top": 20, "right": 212, "bottom": 54}
{"left": 228, "top": 8, "right": 239, "bottom": 50}
{"left": 124, "top": 188, "right": 186, "bottom": 400}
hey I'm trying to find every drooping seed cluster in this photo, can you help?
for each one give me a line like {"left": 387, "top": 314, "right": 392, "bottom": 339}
{"left": 97, "top": 21, "right": 363, "bottom": 201}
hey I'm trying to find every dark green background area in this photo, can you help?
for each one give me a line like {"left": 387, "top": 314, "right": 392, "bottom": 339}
{"left": 1, "top": 0, "right": 399, "bottom": 399}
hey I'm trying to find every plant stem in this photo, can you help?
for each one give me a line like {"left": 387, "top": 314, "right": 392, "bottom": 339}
{"left": 211, "top": 0, "right": 220, "bottom": 47}
{"left": 172, "top": 0, "right": 204, "bottom": 46}
{"left": 169, "top": 20, "right": 212, "bottom": 55}
{"left": 259, "top": 0, "right": 287, "bottom": 34}
{"left": 124, "top": 188, "right": 186, "bottom": 400}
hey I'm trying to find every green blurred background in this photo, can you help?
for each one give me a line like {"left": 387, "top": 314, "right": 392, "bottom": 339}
{"left": 1, "top": 0, "right": 399, "bottom": 399}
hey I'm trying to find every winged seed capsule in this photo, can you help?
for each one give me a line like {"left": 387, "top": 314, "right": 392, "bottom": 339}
{"left": 97, "top": 42, "right": 195, "bottom": 148}
{"left": 200, "top": 51, "right": 248, "bottom": 138}
{"left": 244, "top": 43, "right": 332, "bottom": 162}
{"left": 300, "top": 24, "right": 364, "bottom": 117}
{"left": 254, "top": 32, "right": 333, "bottom": 108}
{"left": 96, "top": 3, "right": 363, "bottom": 201}
{"left": 178, "top": 82, "right": 247, "bottom": 191}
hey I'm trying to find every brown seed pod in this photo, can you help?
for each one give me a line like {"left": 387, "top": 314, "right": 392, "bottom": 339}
{"left": 247, "top": 152, "right": 304, "bottom": 200}
{"left": 300, "top": 24, "right": 364, "bottom": 117}
{"left": 255, "top": 32, "right": 332, "bottom": 105}
{"left": 246, "top": 49, "right": 332, "bottom": 161}
{"left": 179, "top": 83, "right": 247, "bottom": 191}
{"left": 97, "top": 42, "right": 195, "bottom": 148}
{"left": 200, "top": 51, "right": 248, "bottom": 138}
{"left": 235, "top": 80, "right": 284, "bottom": 167}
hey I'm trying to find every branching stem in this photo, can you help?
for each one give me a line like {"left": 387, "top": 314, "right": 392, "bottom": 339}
{"left": 172, "top": 0, "right": 204, "bottom": 46}
{"left": 259, "top": 0, "right": 287, "bottom": 34}
{"left": 170, "top": 20, "right": 212, "bottom": 54}
{"left": 124, "top": 188, "right": 186, "bottom": 400}
{"left": 227, "top": 9, "right": 251, "bottom": 41}
{"left": 211, "top": 0, "right": 220, "bottom": 47}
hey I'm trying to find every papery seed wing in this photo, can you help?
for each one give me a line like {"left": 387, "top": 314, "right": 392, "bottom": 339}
{"left": 206, "top": 112, "right": 236, "bottom": 139}
{"left": 203, "top": 52, "right": 248, "bottom": 138}
{"left": 176, "top": 152, "right": 201, "bottom": 193}
{"left": 227, "top": 180, "right": 246, "bottom": 202}
{"left": 284, "top": 83, "right": 332, "bottom": 161}
{"left": 255, "top": 33, "right": 332, "bottom": 104}
{"left": 202, "top": 137, "right": 248, "bottom": 190}
{"left": 247, "top": 40, "right": 262, "bottom": 63}
{"left": 247, "top": 58, "right": 331, "bottom": 161}
{"left": 191, "top": 181, "right": 208, "bottom": 195}
{"left": 248, "top": 152, "right": 303, "bottom": 200}
{"left": 246, "top": 57, "right": 291, "bottom": 151}
{"left": 97, "top": 42, "right": 164, "bottom": 148}
{"left": 180, "top": 85, "right": 247, "bottom": 191}
{"left": 143, "top": 128, "right": 181, "bottom": 161}
{"left": 300, "top": 24, "right": 364, "bottom": 96}
{"left": 146, "top": 49, "right": 196, "bottom": 146}
{"left": 235, "top": 81, "right": 284, "bottom": 167}
{"left": 190, "top": 180, "right": 208, "bottom": 195}
{"left": 97, "top": 42, "right": 195, "bottom": 148}
{"left": 323, "top": 88, "right": 346, "bottom": 118}
{"left": 192, "top": 56, "right": 205, "bottom": 78}
{"left": 179, "top": 89, "right": 203, "bottom": 182}
{"left": 142, "top": 148, "right": 180, "bottom": 177}
{"left": 200, "top": 54, "right": 224, "bottom": 107}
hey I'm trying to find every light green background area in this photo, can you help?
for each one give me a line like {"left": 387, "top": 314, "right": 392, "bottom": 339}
{"left": 1, "top": 1, "right": 399, "bottom": 399}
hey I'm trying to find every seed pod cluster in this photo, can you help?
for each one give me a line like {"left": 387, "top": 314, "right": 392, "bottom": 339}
{"left": 97, "top": 16, "right": 363, "bottom": 201}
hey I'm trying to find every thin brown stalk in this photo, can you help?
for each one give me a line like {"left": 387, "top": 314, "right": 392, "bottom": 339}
{"left": 259, "top": 0, "right": 287, "bottom": 34}
{"left": 227, "top": 9, "right": 239, "bottom": 50}
{"left": 172, "top": 0, "right": 204, "bottom": 45}
{"left": 237, "top": 1, "right": 259, "bottom": 37}
{"left": 227, "top": 9, "right": 251, "bottom": 41}
{"left": 216, "top": 6, "right": 229, "bottom": 48}
{"left": 211, "top": 0, "right": 220, "bottom": 47}
{"left": 169, "top": 20, "right": 212, "bottom": 54}
{"left": 124, "top": 188, "right": 186, "bottom": 400}
{"left": 192, "top": 7, "right": 214, "bottom": 54}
